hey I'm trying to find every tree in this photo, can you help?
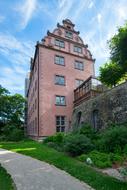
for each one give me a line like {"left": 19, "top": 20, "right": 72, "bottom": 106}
{"left": 99, "top": 21, "right": 127, "bottom": 87}
{"left": 0, "top": 90, "right": 25, "bottom": 125}
{"left": 0, "top": 85, "right": 9, "bottom": 96}
{"left": 99, "top": 61, "right": 123, "bottom": 87}
{"left": 109, "top": 22, "right": 127, "bottom": 72}
{"left": 0, "top": 85, "right": 25, "bottom": 139}
{"left": 0, "top": 85, "right": 10, "bottom": 131}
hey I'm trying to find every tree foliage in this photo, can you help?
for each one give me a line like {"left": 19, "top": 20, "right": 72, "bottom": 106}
{"left": 0, "top": 85, "right": 25, "bottom": 140}
{"left": 109, "top": 22, "right": 127, "bottom": 71}
{"left": 99, "top": 61, "right": 123, "bottom": 87}
{"left": 99, "top": 22, "right": 127, "bottom": 87}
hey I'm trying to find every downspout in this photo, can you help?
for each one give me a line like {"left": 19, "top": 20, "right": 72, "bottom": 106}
{"left": 37, "top": 44, "right": 40, "bottom": 137}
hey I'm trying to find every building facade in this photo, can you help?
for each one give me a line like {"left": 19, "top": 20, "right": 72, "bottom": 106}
{"left": 26, "top": 19, "right": 95, "bottom": 139}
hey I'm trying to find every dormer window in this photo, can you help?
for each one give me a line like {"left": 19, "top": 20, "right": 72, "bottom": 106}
{"left": 74, "top": 46, "right": 82, "bottom": 53}
{"left": 74, "top": 61, "right": 84, "bottom": 70}
{"left": 67, "top": 25, "right": 71, "bottom": 29}
{"left": 55, "top": 39, "right": 65, "bottom": 48}
{"left": 65, "top": 31, "right": 73, "bottom": 39}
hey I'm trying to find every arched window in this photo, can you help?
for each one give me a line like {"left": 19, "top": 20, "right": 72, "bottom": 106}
{"left": 92, "top": 110, "right": 99, "bottom": 130}
{"left": 76, "top": 111, "right": 82, "bottom": 127}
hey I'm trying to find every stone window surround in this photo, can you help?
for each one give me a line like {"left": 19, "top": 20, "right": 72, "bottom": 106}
{"left": 74, "top": 60, "right": 84, "bottom": 71}
{"left": 54, "top": 55, "right": 65, "bottom": 66}
{"left": 54, "top": 74, "right": 66, "bottom": 86}
{"left": 65, "top": 30, "right": 73, "bottom": 39}
{"left": 55, "top": 95, "right": 66, "bottom": 106}
{"left": 55, "top": 39, "right": 65, "bottom": 48}
{"left": 56, "top": 115, "right": 66, "bottom": 132}
{"left": 74, "top": 45, "right": 82, "bottom": 53}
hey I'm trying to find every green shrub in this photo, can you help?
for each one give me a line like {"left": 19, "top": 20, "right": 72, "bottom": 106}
{"left": 53, "top": 133, "right": 65, "bottom": 143}
{"left": 46, "top": 142, "right": 64, "bottom": 152}
{"left": 88, "top": 151, "right": 112, "bottom": 168}
{"left": 123, "top": 144, "right": 127, "bottom": 155}
{"left": 78, "top": 151, "right": 124, "bottom": 169}
{"left": 43, "top": 133, "right": 65, "bottom": 152}
{"left": 0, "top": 135, "right": 5, "bottom": 141}
{"left": 79, "top": 123, "right": 95, "bottom": 137}
{"left": 109, "top": 153, "right": 123, "bottom": 164}
{"left": 46, "top": 142, "right": 58, "bottom": 149}
{"left": 97, "top": 126, "right": 127, "bottom": 153}
{"left": 95, "top": 160, "right": 112, "bottom": 168}
{"left": 78, "top": 124, "right": 99, "bottom": 147}
{"left": 78, "top": 151, "right": 112, "bottom": 168}
{"left": 64, "top": 134, "right": 94, "bottom": 156}
{"left": 43, "top": 136, "right": 55, "bottom": 143}
{"left": 43, "top": 133, "right": 64, "bottom": 144}
{"left": 77, "top": 154, "right": 88, "bottom": 162}
{"left": 2, "top": 124, "right": 24, "bottom": 141}
{"left": 7, "top": 128, "right": 24, "bottom": 141}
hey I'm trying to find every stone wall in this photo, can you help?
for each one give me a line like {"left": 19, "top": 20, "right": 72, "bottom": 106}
{"left": 72, "top": 81, "right": 127, "bottom": 130}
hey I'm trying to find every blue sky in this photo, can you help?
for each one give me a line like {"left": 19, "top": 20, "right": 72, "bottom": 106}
{"left": 0, "top": 0, "right": 127, "bottom": 95}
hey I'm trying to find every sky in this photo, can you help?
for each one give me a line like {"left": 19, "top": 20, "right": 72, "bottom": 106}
{"left": 0, "top": 0, "right": 127, "bottom": 95}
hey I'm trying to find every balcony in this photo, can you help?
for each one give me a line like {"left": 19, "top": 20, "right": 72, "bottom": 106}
{"left": 74, "top": 76, "right": 104, "bottom": 106}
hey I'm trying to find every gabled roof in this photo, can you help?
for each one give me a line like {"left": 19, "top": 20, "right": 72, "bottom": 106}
{"left": 62, "top": 19, "right": 75, "bottom": 27}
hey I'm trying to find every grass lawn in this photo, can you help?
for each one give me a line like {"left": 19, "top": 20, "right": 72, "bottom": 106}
{"left": 0, "top": 140, "right": 127, "bottom": 190}
{"left": 0, "top": 164, "right": 14, "bottom": 190}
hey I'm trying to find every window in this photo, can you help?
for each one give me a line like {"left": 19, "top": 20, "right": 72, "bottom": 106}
{"left": 55, "top": 95, "right": 66, "bottom": 106}
{"left": 55, "top": 55, "right": 65, "bottom": 66}
{"left": 74, "top": 60, "right": 84, "bottom": 70}
{"left": 55, "top": 39, "right": 65, "bottom": 48}
{"left": 75, "top": 79, "right": 84, "bottom": 87}
{"left": 92, "top": 110, "right": 99, "bottom": 131}
{"left": 74, "top": 46, "right": 82, "bottom": 53}
{"left": 65, "top": 31, "right": 73, "bottom": 39}
{"left": 77, "top": 111, "right": 82, "bottom": 127}
{"left": 67, "top": 25, "right": 71, "bottom": 29}
{"left": 56, "top": 116, "right": 66, "bottom": 132}
{"left": 55, "top": 75, "right": 65, "bottom": 85}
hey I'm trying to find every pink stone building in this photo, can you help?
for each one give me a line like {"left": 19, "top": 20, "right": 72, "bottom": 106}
{"left": 26, "top": 19, "right": 95, "bottom": 140}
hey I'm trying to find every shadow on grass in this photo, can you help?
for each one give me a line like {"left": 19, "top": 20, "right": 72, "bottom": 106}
{"left": 0, "top": 140, "right": 127, "bottom": 190}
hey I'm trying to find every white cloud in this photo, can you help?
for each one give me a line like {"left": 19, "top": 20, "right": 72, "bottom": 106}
{"left": 116, "top": 4, "right": 127, "bottom": 23}
{"left": 56, "top": 0, "right": 95, "bottom": 23}
{"left": 15, "top": 0, "right": 37, "bottom": 29}
{"left": 0, "top": 33, "right": 34, "bottom": 66}
{"left": 88, "top": 1, "right": 94, "bottom": 9}
{"left": 82, "top": 0, "right": 127, "bottom": 76}
{"left": 0, "top": 34, "right": 22, "bottom": 50}
{"left": 0, "top": 67, "right": 25, "bottom": 94}
{"left": 1, "top": 76, "right": 24, "bottom": 94}
{"left": 0, "top": 33, "right": 34, "bottom": 94}
{"left": 58, "top": 0, "right": 67, "bottom": 9}
{"left": 97, "top": 13, "right": 102, "bottom": 24}
{"left": 14, "top": 66, "right": 26, "bottom": 75}
{"left": 56, "top": 0, "right": 74, "bottom": 22}
{"left": 73, "top": 0, "right": 92, "bottom": 21}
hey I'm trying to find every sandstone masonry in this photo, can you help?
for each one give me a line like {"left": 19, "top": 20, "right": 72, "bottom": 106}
{"left": 72, "top": 81, "right": 127, "bottom": 130}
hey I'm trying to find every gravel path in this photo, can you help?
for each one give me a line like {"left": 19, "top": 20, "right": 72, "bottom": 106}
{"left": 0, "top": 148, "right": 94, "bottom": 190}
{"left": 101, "top": 168, "right": 125, "bottom": 181}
